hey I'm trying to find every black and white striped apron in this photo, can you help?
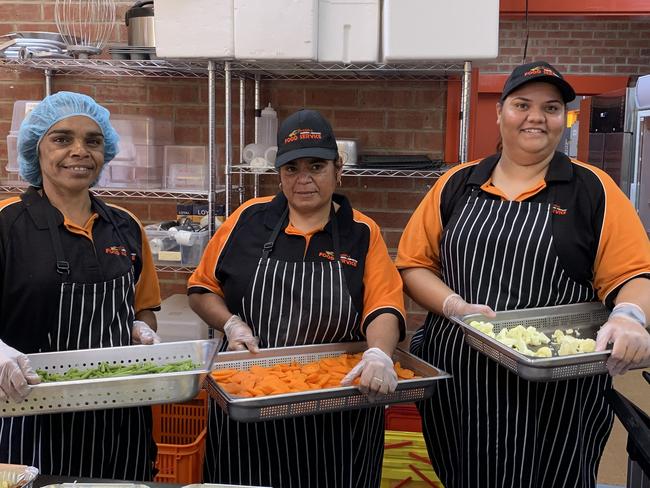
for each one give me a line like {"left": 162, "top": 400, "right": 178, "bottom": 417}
{"left": 0, "top": 198, "right": 156, "bottom": 480}
{"left": 205, "top": 206, "right": 385, "bottom": 488}
{"left": 410, "top": 188, "right": 614, "bottom": 488}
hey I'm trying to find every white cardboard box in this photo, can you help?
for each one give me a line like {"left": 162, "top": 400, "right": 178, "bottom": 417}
{"left": 382, "top": 0, "right": 499, "bottom": 62}
{"left": 318, "top": 0, "right": 380, "bottom": 63}
{"left": 154, "top": 294, "right": 212, "bottom": 342}
{"left": 234, "top": 0, "right": 318, "bottom": 61}
{"left": 154, "top": 0, "right": 235, "bottom": 59}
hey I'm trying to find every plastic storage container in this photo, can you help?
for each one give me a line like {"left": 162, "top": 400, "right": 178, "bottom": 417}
{"left": 164, "top": 145, "right": 208, "bottom": 190}
{"left": 10, "top": 100, "right": 40, "bottom": 132}
{"left": 384, "top": 403, "right": 422, "bottom": 432}
{"left": 234, "top": 0, "right": 318, "bottom": 60}
{"left": 110, "top": 115, "right": 174, "bottom": 146}
{"left": 382, "top": 0, "right": 499, "bottom": 61}
{"left": 154, "top": 294, "right": 211, "bottom": 342}
{"left": 6, "top": 132, "right": 18, "bottom": 172}
{"left": 114, "top": 143, "right": 165, "bottom": 168}
{"left": 257, "top": 104, "right": 277, "bottom": 146}
{"left": 105, "top": 162, "right": 163, "bottom": 184}
{"left": 145, "top": 225, "right": 210, "bottom": 267}
{"left": 155, "top": 0, "right": 234, "bottom": 59}
{"left": 318, "top": 0, "right": 380, "bottom": 63}
{"left": 151, "top": 389, "right": 208, "bottom": 484}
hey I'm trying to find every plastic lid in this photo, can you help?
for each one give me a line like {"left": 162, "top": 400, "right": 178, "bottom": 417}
{"left": 261, "top": 103, "right": 276, "bottom": 117}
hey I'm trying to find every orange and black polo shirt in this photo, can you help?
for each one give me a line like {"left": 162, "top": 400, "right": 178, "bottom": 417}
{"left": 0, "top": 187, "right": 160, "bottom": 352}
{"left": 189, "top": 192, "right": 406, "bottom": 339}
{"left": 396, "top": 151, "right": 650, "bottom": 307}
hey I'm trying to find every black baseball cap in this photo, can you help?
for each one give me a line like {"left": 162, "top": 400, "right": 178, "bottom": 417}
{"left": 500, "top": 61, "right": 576, "bottom": 103}
{"left": 275, "top": 109, "right": 338, "bottom": 168}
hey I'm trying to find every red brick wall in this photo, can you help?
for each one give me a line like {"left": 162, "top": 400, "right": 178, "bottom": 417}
{"left": 484, "top": 18, "right": 650, "bottom": 75}
{"left": 1, "top": 3, "right": 649, "bottom": 327}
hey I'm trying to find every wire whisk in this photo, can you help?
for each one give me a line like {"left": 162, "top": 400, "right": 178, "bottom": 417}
{"left": 55, "top": 0, "right": 117, "bottom": 58}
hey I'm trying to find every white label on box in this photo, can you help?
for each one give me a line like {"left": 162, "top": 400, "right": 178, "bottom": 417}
{"left": 158, "top": 251, "right": 182, "bottom": 262}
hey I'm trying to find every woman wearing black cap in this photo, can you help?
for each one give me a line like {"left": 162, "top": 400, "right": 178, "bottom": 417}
{"left": 188, "top": 109, "right": 406, "bottom": 487}
{"left": 396, "top": 61, "right": 650, "bottom": 488}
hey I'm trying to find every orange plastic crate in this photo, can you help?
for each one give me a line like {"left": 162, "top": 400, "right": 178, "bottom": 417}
{"left": 385, "top": 403, "right": 422, "bottom": 433}
{"left": 151, "top": 389, "right": 208, "bottom": 484}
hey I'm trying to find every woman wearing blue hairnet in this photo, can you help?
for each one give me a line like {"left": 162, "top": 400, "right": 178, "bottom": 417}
{"left": 0, "top": 91, "right": 162, "bottom": 479}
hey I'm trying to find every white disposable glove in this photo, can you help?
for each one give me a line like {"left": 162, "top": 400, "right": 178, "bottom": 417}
{"left": 0, "top": 340, "right": 41, "bottom": 402}
{"left": 596, "top": 302, "right": 650, "bottom": 376}
{"left": 131, "top": 320, "right": 162, "bottom": 345}
{"left": 224, "top": 315, "right": 260, "bottom": 352}
{"left": 442, "top": 293, "right": 496, "bottom": 319}
{"left": 341, "top": 347, "right": 398, "bottom": 401}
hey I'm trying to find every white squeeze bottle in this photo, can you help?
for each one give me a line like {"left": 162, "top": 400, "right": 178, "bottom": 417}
{"left": 258, "top": 103, "right": 278, "bottom": 146}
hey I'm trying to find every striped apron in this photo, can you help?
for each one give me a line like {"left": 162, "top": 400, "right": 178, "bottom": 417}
{"left": 205, "top": 206, "right": 385, "bottom": 488}
{"left": 410, "top": 188, "right": 614, "bottom": 488}
{"left": 0, "top": 197, "right": 156, "bottom": 480}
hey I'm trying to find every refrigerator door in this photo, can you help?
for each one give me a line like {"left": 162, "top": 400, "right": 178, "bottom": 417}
{"left": 637, "top": 115, "right": 650, "bottom": 235}
{"left": 588, "top": 132, "right": 605, "bottom": 170}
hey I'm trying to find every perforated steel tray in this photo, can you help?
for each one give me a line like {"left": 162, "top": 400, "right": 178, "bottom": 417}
{"left": 41, "top": 485, "right": 148, "bottom": 488}
{"left": 205, "top": 342, "right": 450, "bottom": 422}
{"left": 0, "top": 340, "right": 219, "bottom": 417}
{"left": 451, "top": 302, "right": 617, "bottom": 381}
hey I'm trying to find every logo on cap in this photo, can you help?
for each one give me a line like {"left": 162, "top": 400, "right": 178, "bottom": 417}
{"left": 524, "top": 66, "right": 560, "bottom": 78}
{"left": 284, "top": 128, "right": 323, "bottom": 145}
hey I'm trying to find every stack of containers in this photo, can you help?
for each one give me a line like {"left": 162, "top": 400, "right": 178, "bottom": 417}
{"left": 382, "top": 0, "right": 499, "bottom": 61}
{"left": 99, "top": 114, "right": 174, "bottom": 189}
{"left": 163, "top": 145, "right": 209, "bottom": 190}
{"left": 317, "top": 0, "right": 380, "bottom": 63}
{"left": 234, "top": 0, "right": 319, "bottom": 61}
{"left": 5, "top": 100, "right": 40, "bottom": 186}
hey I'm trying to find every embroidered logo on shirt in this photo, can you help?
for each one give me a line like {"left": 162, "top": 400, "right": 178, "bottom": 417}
{"left": 340, "top": 253, "right": 358, "bottom": 268}
{"left": 551, "top": 204, "right": 567, "bottom": 215}
{"left": 319, "top": 250, "right": 335, "bottom": 261}
{"left": 105, "top": 245, "right": 128, "bottom": 257}
{"left": 318, "top": 250, "right": 358, "bottom": 267}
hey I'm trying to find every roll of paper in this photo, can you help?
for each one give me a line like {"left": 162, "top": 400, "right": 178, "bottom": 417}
{"left": 250, "top": 156, "right": 269, "bottom": 174}
{"left": 243, "top": 143, "right": 268, "bottom": 164}
{"left": 264, "top": 146, "right": 278, "bottom": 165}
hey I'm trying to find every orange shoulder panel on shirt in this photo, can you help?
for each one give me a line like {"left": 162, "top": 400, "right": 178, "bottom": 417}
{"left": 395, "top": 161, "right": 480, "bottom": 277}
{"left": 188, "top": 196, "right": 274, "bottom": 297}
{"left": 351, "top": 209, "right": 406, "bottom": 328}
{"left": 0, "top": 196, "right": 21, "bottom": 212}
{"left": 572, "top": 160, "right": 650, "bottom": 302}
{"left": 106, "top": 203, "right": 161, "bottom": 313}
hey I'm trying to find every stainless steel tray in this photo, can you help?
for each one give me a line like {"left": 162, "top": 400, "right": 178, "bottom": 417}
{"left": 183, "top": 483, "right": 272, "bottom": 488}
{"left": 205, "top": 342, "right": 450, "bottom": 422}
{"left": 0, "top": 340, "right": 220, "bottom": 417}
{"left": 451, "top": 302, "right": 617, "bottom": 381}
{"left": 41, "top": 485, "right": 149, "bottom": 488}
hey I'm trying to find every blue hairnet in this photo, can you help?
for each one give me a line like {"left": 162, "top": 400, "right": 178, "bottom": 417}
{"left": 18, "top": 91, "right": 119, "bottom": 187}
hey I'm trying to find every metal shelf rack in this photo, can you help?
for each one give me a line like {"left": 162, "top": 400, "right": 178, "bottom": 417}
{"left": 0, "top": 58, "right": 210, "bottom": 78}
{"left": 222, "top": 59, "right": 472, "bottom": 213}
{"left": 0, "top": 57, "right": 473, "bottom": 217}
{"left": 227, "top": 60, "right": 466, "bottom": 81}
{"left": 232, "top": 164, "right": 450, "bottom": 179}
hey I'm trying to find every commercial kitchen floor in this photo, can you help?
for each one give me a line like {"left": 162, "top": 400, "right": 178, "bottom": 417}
{"left": 598, "top": 369, "right": 650, "bottom": 485}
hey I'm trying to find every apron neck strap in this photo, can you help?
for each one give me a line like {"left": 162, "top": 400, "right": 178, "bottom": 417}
{"left": 44, "top": 202, "right": 70, "bottom": 280}
{"left": 262, "top": 204, "right": 340, "bottom": 261}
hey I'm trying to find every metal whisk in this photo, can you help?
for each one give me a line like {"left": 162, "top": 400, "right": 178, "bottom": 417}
{"left": 54, "top": 0, "right": 117, "bottom": 58}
